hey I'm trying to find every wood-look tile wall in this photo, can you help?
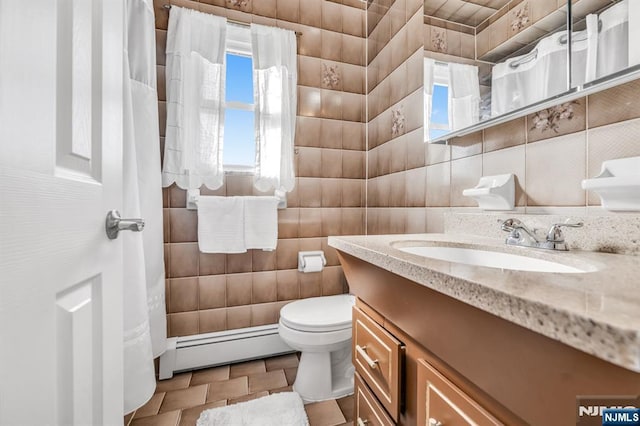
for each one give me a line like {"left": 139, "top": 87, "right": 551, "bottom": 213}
{"left": 367, "top": 4, "right": 640, "bottom": 236}
{"left": 155, "top": 0, "right": 366, "bottom": 337}
{"left": 366, "top": 0, "right": 427, "bottom": 235}
{"left": 412, "top": 80, "right": 640, "bottom": 231}
{"left": 156, "top": 0, "right": 640, "bottom": 336}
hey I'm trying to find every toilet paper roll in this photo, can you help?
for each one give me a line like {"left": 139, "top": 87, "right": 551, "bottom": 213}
{"left": 301, "top": 255, "right": 323, "bottom": 273}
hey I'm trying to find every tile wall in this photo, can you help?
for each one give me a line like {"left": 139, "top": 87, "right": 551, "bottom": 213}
{"left": 424, "top": 16, "right": 475, "bottom": 60}
{"left": 368, "top": 1, "right": 640, "bottom": 236}
{"left": 423, "top": 16, "right": 492, "bottom": 102}
{"left": 366, "top": 0, "right": 426, "bottom": 234}
{"left": 442, "top": 80, "right": 640, "bottom": 214}
{"left": 475, "top": 0, "right": 565, "bottom": 62}
{"left": 155, "top": 0, "right": 367, "bottom": 338}
{"left": 156, "top": 0, "right": 640, "bottom": 337}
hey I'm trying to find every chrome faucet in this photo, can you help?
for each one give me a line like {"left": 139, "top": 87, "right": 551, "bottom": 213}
{"left": 499, "top": 218, "right": 583, "bottom": 251}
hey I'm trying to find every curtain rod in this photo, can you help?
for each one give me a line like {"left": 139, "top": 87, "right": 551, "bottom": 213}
{"left": 162, "top": 4, "right": 302, "bottom": 36}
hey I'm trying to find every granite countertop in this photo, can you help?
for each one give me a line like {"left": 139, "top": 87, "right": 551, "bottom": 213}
{"left": 328, "top": 233, "right": 640, "bottom": 373}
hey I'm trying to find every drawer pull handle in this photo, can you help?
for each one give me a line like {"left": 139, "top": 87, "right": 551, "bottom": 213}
{"left": 357, "top": 418, "right": 369, "bottom": 426}
{"left": 356, "top": 345, "right": 379, "bottom": 369}
{"left": 429, "top": 418, "right": 444, "bottom": 426}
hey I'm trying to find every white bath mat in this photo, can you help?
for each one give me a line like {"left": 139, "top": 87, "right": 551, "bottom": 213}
{"left": 196, "top": 392, "right": 309, "bottom": 426}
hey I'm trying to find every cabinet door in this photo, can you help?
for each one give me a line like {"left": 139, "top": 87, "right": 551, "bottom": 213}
{"left": 353, "top": 306, "right": 404, "bottom": 421}
{"left": 417, "top": 359, "right": 503, "bottom": 426}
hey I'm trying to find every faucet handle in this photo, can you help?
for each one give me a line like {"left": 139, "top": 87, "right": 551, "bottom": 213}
{"left": 546, "top": 221, "right": 583, "bottom": 242}
{"left": 498, "top": 218, "right": 522, "bottom": 232}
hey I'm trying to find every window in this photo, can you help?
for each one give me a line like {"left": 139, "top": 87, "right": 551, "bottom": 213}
{"left": 429, "top": 84, "right": 450, "bottom": 140}
{"left": 223, "top": 25, "right": 255, "bottom": 171}
{"left": 223, "top": 52, "right": 254, "bottom": 170}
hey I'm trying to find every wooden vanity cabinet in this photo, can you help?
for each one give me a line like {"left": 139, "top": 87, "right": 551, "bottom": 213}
{"left": 339, "top": 250, "right": 640, "bottom": 426}
{"left": 354, "top": 298, "right": 508, "bottom": 425}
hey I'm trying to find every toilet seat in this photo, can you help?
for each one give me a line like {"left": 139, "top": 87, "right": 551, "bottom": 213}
{"left": 279, "top": 294, "right": 354, "bottom": 333}
{"left": 278, "top": 294, "right": 355, "bottom": 402}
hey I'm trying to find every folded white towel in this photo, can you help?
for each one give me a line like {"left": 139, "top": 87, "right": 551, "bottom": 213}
{"left": 244, "top": 196, "right": 279, "bottom": 251}
{"left": 197, "top": 196, "right": 246, "bottom": 253}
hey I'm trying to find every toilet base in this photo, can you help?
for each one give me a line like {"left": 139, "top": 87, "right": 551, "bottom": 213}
{"left": 292, "top": 345, "right": 354, "bottom": 403}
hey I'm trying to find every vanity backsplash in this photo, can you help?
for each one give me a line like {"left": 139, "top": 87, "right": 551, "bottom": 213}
{"left": 445, "top": 212, "right": 640, "bottom": 256}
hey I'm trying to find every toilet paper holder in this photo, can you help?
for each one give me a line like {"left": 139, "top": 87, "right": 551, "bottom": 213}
{"left": 298, "top": 251, "right": 327, "bottom": 273}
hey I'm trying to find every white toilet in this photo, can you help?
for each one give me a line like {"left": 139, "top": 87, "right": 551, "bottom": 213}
{"left": 278, "top": 294, "right": 355, "bottom": 403}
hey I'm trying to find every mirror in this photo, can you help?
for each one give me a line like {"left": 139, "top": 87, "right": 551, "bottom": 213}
{"left": 424, "top": 0, "right": 639, "bottom": 143}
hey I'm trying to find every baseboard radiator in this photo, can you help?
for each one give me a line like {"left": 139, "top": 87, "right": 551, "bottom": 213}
{"left": 158, "top": 324, "right": 294, "bottom": 380}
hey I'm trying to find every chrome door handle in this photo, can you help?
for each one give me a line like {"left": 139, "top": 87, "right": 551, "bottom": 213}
{"left": 105, "top": 210, "right": 144, "bottom": 240}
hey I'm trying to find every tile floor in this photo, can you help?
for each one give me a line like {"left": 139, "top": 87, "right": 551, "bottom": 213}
{"left": 124, "top": 353, "right": 354, "bottom": 426}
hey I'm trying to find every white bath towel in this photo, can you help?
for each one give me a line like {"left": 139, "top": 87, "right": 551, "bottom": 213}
{"left": 197, "top": 196, "right": 246, "bottom": 253}
{"left": 196, "top": 392, "right": 309, "bottom": 426}
{"left": 244, "top": 196, "right": 279, "bottom": 251}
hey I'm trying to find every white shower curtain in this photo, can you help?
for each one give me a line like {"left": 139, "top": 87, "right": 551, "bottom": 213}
{"left": 423, "top": 58, "right": 435, "bottom": 141}
{"left": 123, "top": 0, "right": 167, "bottom": 413}
{"left": 630, "top": 0, "right": 640, "bottom": 67}
{"left": 448, "top": 62, "right": 480, "bottom": 131}
{"left": 491, "top": 23, "right": 596, "bottom": 116}
{"left": 251, "top": 24, "right": 297, "bottom": 192}
{"left": 596, "top": 0, "right": 629, "bottom": 79}
{"left": 491, "top": 52, "right": 532, "bottom": 116}
{"left": 585, "top": 14, "right": 600, "bottom": 83}
{"left": 162, "top": 7, "right": 227, "bottom": 190}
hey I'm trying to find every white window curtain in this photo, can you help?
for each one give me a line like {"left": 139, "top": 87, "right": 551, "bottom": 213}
{"left": 123, "top": 0, "right": 166, "bottom": 414}
{"left": 448, "top": 62, "right": 480, "bottom": 131}
{"left": 250, "top": 23, "right": 297, "bottom": 192}
{"left": 424, "top": 58, "right": 435, "bottom": 141}
{"left": 162, "top": 7, "right": 227, "bottom": 190}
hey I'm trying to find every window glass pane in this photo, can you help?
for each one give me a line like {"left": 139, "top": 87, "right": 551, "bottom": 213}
{"left": 429, "top": 128, "right": 450, "bottom": 140}
{"left": 226, "top": 53, "right": 253, "bottom": 104}
{"left": 223, "top": 109, "right": 255, "bottom": 167}
{"left": 430, "top": 84, "right": 449, "bottom": 126}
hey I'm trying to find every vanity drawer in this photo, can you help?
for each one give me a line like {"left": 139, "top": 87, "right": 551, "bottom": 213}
{"left": 355, "top": 373, "right": 395, "bottom": 426}
{"left": 353, "top": 306, "right": 403, "bottom": 421}
{"left": 417, "top": 358, "right": 502, "bottom": 426}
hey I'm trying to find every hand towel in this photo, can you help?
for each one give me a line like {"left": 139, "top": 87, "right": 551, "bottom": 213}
{"left": 244, "top": 196, "right": 279, "bottom": 251}
{"left": 197, "top": 196, "right": 246, "bottom": 253}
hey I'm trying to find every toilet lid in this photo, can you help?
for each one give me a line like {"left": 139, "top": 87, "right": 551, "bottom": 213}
{"left": 280, "top": 295, "right": 355, "bottom": 332}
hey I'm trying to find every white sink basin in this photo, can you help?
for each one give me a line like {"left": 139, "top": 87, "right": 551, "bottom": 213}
{"left": 397, "top": 246, "right": 592, "bottom": 273}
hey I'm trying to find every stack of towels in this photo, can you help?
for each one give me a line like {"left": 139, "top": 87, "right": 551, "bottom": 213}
{"left": 197, "top": 196, "right": 279, "bottom": 253}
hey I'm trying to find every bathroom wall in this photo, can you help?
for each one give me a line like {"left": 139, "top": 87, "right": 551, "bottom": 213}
{"left": 436, "top": 79, "right": 640, "bottom": 221}
{"left": 367, "top": 2, "right": 640, "bottom": 235}
{"left": 423, "top": 16, "right": 492, "bottom": 110}
{"left": 475, "top": 0, "right": 565, "bottom": 62}
{"left": 366, "top": 0, "right": 425, "bottom": 234}
{"left": 155, "top": 0, "right": 367, "bottom": 338}
{"left": 157, "top": 0, "right": 640, "bottom": 338}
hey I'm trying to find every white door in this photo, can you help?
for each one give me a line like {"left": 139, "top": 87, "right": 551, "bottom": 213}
{"left": 0, "top": 0, "right": 126, "bottom": 425}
